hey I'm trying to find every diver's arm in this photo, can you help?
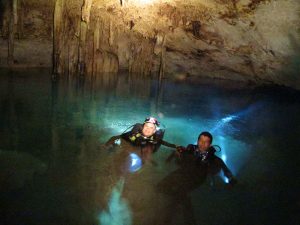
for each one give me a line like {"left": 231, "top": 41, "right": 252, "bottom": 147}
{"left": 219, "top": 158, "right": 234, "bottom": 179}
{"left": 184, "top": 144, "right": 197, "bottom": 154}
{"left": 104, "top": 124, "right": 142, "bottom": 147}
{"left": 213, "top": 156, "right": 237, "bottom": 184}
{"left": 166, "top": 144, "right": 195, "bottom": 155}
{"left": 105, "top": 135, "right": 122, "bottom": 146}
{"left": 160, "top": 140, "right": 178, "bottom": 149}
{"left": 161, "top": 141, "right": 193, "bottom": 151}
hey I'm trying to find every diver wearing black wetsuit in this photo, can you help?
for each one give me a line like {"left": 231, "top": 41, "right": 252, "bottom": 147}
{"left": 105, "top": 117, "right": 178, "bottom": 150}
{"left": 183, "top": 144, "right": 235, "bottom": 181}
{"left": 177, "top": 132, "right": 237, "bottom": 185}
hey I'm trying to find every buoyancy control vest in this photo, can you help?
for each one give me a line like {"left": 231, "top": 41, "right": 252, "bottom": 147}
{"left": 121, "top": 123, "right": 165, "bottom": 146}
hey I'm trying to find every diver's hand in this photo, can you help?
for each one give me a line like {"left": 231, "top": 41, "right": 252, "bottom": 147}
{"left": 105, "top": 136, "right": 121, "bottom": 147}
{"left": 172, "top": 146, "right": 185, "bottom": 159}
{"left": 101, "top": 138, "right": 122, "bottom": 150}
{"left": 176, "top": 146, "right": 186, "bottom": 153}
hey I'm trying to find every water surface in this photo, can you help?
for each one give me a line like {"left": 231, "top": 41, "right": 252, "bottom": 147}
{"left": 0, "top": 68, "right": 299, "bottom": 225}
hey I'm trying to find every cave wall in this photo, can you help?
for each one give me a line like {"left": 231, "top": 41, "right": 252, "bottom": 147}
{"left": 52, "top": 0, "right": 159, "bottom": 79}
{"left": 0, "top": 0, "right": 54, "bottom": 67}
{"left": 0, "top": 0, "right": 299, "bottom": 89}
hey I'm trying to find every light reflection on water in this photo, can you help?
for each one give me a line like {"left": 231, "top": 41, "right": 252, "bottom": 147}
{"left": 0, "top": 69, "right": 299, "bottom": 225}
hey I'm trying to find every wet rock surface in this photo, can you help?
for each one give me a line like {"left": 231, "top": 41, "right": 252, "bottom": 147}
{"left": 0, "top": 0, "right": 299, "bottom": 89}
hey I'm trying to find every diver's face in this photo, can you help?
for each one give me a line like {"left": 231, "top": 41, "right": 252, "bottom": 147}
{"left": 198, "top": 135, "right": 211, "bottom": 152}
{"left": 142, "top": 123, "right": 156, "bottom": 137}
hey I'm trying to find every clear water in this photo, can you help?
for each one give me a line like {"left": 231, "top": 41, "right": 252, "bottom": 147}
{"left": 0, "top": 68, "right": 299, "bottom": 225}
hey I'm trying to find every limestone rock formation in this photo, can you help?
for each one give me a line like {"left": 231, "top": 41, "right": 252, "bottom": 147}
{"left": 0, "top": 0, "right": 299, "bottom": 89}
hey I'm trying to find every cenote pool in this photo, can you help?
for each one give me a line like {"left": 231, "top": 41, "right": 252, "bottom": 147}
{"left": 0, "top": 68, "right": 299, "bottom": 225}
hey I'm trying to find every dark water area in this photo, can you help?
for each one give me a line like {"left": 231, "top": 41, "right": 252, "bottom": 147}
{"left": 0, "top": 68, "right": 299, "bottom": 225}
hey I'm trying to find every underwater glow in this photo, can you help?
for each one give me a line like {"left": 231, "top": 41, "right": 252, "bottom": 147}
{"left": 218, "top": 136, "right": 229, "bottom": 183}
{"left": 211, "top": 115, "right": 239, "bottom": 133}
{"left": 220, "top": 152, "right": 230, "bottom": 183}
{"left": 207, "top": 102, "right": 262, "bottom": 183}
{"left": 211, "top": 102, "right": 263, "bottom": 133}
{"left": 221, "top": 153, "right": 227, "bottom": 162}
{"left": 221, "top": 115, "right": 238, "bottom": 123}
{"left": 98, "top": 94, "right": 257, "bottom": 185}
{"left": 99, "top": 178, "right": 132, "bottom": 225}
{"left": 106, "top": 121, "right": 133, "bottom": 134}
{"left": 129, "top": 153, "right": 142, "bottom": 172}
{"left": 214, "top": 135, "right": 251, "bottom": 184}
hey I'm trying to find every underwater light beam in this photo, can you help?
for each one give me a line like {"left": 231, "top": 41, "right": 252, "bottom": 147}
{"left": 211, "top": 102, "right": 265, "bottom": 184}
{"left": 99, "top": 178, "right": 132, "bottom": 225}
{"left": 211, "top": 102, "right": 263, "bottom": 133}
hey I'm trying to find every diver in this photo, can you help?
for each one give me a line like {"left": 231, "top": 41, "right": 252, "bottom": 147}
{"left": 176, "top": 131, "right": 237, "bottom": 185}
{"left": 106, "top": 117, "right": 178, "bottom": 149}
{"left": 105, "top": 117, "right": 180, "bottom": 164}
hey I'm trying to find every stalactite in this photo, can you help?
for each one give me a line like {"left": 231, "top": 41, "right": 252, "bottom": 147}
{"left": 67, "top": 43, "right": 71, "bottom": 77}
{"left": 81, "top": 0, "right": 92, "bottom": 23}
{"left": 69, "top": 39, "right": 78, "bottom": 76}
{"left": 8, "top": 0, "right": 16, "bottom": 66}
{"left": 93, "top": 19, "right": 100, "bottom": 76}
{"left": 17, "top": 0, "right": 24, "bottom": 39}
{"left": 109, "top": 20, "right": 114, "bottom": 47}
{"left": 94, "top": 50, "right": 119, "bottom": 74}
{"left": 127, "top": 36, "right": 156, "bottom": 77}
{"left": 103, "top": 51, "right": 117, "bottom": 73}
{"left": 85, "top": 30, "right": 94, "bottom": 76}
{"left": 13, "top": 0, "right": 18, "bottom": 26}
{"left": 158, "top": 35, "right": 166, "bottom": 84}
{"left": 78, "top": 21, "right": 87, "bottom": 76}
{"left": 93, "top": 16, "right": 120, "bottom": 75}
{"left": 53, "top": 0, "right": 64, "bottom": 76}
{"left": 90, "top": 31, "right": 95, "bottom": 79}
{"left": 78, "top": 0, "right": 92, "bottom": 77}
{"left": 0, "top": 1, "right": 6, "bottom": 35}
{"left": 70, "top": 21, "right": 81, "bottom": 76}
{"left": 51, "top": 1, "right": 161, "bottom": 78}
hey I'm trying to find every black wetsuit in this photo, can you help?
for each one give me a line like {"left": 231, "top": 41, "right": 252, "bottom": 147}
{"left": 106, "top": 123, "right": 177, "bottom": 150}
{"left": 181, "top": 144, "right": 234, "bottom": 180}
{"left": 157, "top": 144, "right": 236, "bottom": 224}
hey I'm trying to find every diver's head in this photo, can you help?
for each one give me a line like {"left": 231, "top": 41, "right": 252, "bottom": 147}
{"left": 197, "top": 131, "right": 213, "bottom": 152}
{"left": 142, "top": 117, "right": 159, "bottom": 137}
